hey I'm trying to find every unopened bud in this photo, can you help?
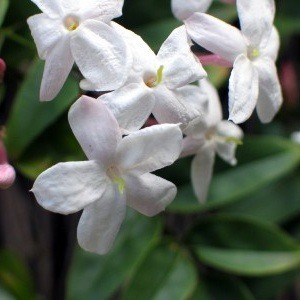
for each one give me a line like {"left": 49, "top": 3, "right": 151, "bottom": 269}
{"left": 0, "top": 58, "right": 6, "bottom": 83}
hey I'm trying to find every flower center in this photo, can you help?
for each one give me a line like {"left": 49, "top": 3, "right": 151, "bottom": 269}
{"left": 248, "top": 47, "right": 260, "bottom": 60}
{"left": 106, "top": 165, "right": 125, "bottom": 194}
{"left": 144, "top": 65, "right": 164, "bottom": 88}
{"left": 64, "top": 15, "right": 80, "bottom": 31}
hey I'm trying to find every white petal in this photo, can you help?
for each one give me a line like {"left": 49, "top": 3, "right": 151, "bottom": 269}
{"left": 100, "top": 83, "right": 155, "bottom": 133}
{"left": 181, "top": 136, "right": 203, "bottom": 158}
{"left": 255, "top": 58, "right": 283, "bottom": 123}
{"left": 77, "top": 183, "right": 126, "bottom": 254}
{"left": 71, "top": 20, "right": 132, "bottom": 90}
{"left": 68, "top": 96, "right": 121, "bottom": 164}
{"left": 117, "top": 124, "right": 182, "bottom": 175}
{"left": 291, "top": 132, "right": 300, "bottom": 144}
{"left": 185, "top": 13, "right": 247, "bottom": 63}
{"left": 152, "top": 85, "right": 198, "bottom": 126}
{"left": 111, "top": 22, "right": 157, "bottom": 82}
{"left": 191, "top": 144, "right": 215, "bottom": 203}
{"left": 261, "top": 27, "right": 280, "bottom": 61}
{"left": 30, "top": 0, "right": 62, "bottom": 17}
{"left": 40, "top": 35, "right": 74, "bottom": 101}
{"left": 125, "top": 173, "right": 176, "bottom": 217}
{"left": 228, "top": 55, "right": 259, "bottom": 124}
{"left": 237, "top": 0, "right": 275, "bottom": 47}
{"left": 175, "top": 84, "right": 209, "bottom": 137}
{"left": 158, "top": 26, "right": 206, "bottom": 89}
{"left": 200, "top": 78, "right": 222, "bottom": 127}
{"left": 27, "top": 14, "right": 65, "bottom": 60}
{"left": 172, "top": 0, "right": 213, "bottom": 20}
{"left": 78, "top": 0, "right": 124, "bottom": 22}
{"left": 215, "top": 120, "right": 243, "bottom": 165}
{"left": 32, "top": 161, "right": 108, "bottom": 214}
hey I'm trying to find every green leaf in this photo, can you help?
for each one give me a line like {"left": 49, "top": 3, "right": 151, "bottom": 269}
{"left": 247, "top": 269, "right": 300, "bottom": 300}
{"left": 222, "top": 174, "right": 300, "bottom": 224}
{"left": 16, "top": 117, "right": 85, "bottom": 180}
{"left": 122, "top": 244, "right": 197, "bottom": 300}
{"left": 168, "top": 150, "right": 300, "bottom": 214}
{"left": 188, "top": 215, "right": 300, "bottom": 276}
{"left": 0, "top": 250, "right": 36, "bottom": 299}
{"left": 196, "top": 247, "right": 300, "bottom": 276}
{"left": 5, "top": 59, "right": 79, "bottom": 160}
{"left": 0, "top": 0, "right": 9, "bottom": 27}
{"left": 191, "top": 275, "right": 255, "bottom": 300}
{"left": 66, "top": 211, "right": 162, "bottom": 300}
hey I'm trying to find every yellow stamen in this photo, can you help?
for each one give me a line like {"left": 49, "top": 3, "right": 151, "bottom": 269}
{"left": 64, "top": 16, "right": 80, "bottom": 31}
{"left": 145, "top": 66, "right": 164, "bottom": 88}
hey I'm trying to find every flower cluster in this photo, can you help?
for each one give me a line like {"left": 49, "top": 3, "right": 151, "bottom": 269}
{"left": 29, "top": 0, "right": 282, "bottom": 254}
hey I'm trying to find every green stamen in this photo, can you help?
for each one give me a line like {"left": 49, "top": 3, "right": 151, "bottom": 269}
{"left": 114, "top": 176, "right": 126, "bottom": 194}
{"left": 225, "top": 137, "right": 243, "bottom": 145}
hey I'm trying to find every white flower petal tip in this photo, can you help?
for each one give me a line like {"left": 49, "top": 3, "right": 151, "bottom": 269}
{"left": 77, "top": 185, "right": 126, "bottom": 255}
{"left": 291, "top": 132, "right": 300, "bottom": 145}
{"left": 68, "top": 95, "right": 121, "bottom": 163}
{"left": 126, "top": 173, "right": 177, "bottom": 217}
{"left": 71, "top": 21, "right": 132, "bottom": 91}
{"left": 171, "top": 0, "right": 213, "bottom": 21}
{"left": 117, "top": 123, "right": 183, "bottom": 175}
{"left": 185, "top": 13, "right": 247, "bottom": 63}
{"left": 0, "top": 164, "right": 16, "bottom": 189}
{"left": 32, "top": 161, "right": 108, "bottom": 215}
{"left": 228, "top": 55, "right": 259, "bottom": 124}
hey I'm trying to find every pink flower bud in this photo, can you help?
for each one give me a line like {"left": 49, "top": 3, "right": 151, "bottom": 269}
{"left": 0, "top": 58, "right": 6, "bottom": 83}
{"left": 0, "top": 163, "right": 16, "bottom": 189}
{"left": 0, "top": 136, "right": 16, "bottom": 189}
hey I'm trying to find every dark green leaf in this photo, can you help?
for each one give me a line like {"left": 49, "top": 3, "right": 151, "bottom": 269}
{"left": 5, "top": 59, "right": 79, "bottom": 160}
{"left": 122, "top": 244, "right": 197, "bottom": 300}
{"left": 188, "top": 215, "right": 300, "bottom": 276}
{"left": 191, "top": 275, "right": 255, "bottom": 300}
{"left": 222, "top": 174, "right": 300, "bottom": 224}
{"left": 67, "top": 211, "right": 162, "bottom": 300}
{"left": 196, "top": 246, "right": 300, "bottom": 276}
{"left": 0, "top": 250, "right": 35, "bottom": 299}
{"left": 169, "top": 150, "right": 300, "bottom": 214}
{"left": 0, "top": 0, "right": 9, "bottom": 27}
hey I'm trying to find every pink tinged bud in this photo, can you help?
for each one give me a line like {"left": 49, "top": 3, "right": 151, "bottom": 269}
{"left": 0, "top": 140, "right": 16, "bottom": 189}
{"left": 0, "top": 58, "right": 6, "bottom": 83}
{"left": 280, "top": 61, "right": 299, "bottom": 108}
{"left": 197, "top": 54, "right": 233, "bottom": 68}
{"left": 0, "top": 164, "right": 16, "bottom": 189}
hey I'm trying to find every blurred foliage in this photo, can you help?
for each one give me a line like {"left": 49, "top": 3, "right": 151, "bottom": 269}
{"left": 0, "top": 0, "right": 299, "bottom": 299}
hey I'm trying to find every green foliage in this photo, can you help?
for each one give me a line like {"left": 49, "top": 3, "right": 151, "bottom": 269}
{"left": 5, "top": 59, "right": 79, "bottom": 160}
{"left": 0, "top": 250, "right": 35, "bottom": 299}
{"left": 67, "top": 211, "right": 162, "bottom": 300}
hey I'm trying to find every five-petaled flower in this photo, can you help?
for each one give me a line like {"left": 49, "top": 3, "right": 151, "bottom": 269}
{"left": 181, "top": 79, "right": 243, "bottom": 203}
{"left": 185, "top": 0, "right": 283, "bottom": 124}
{"left": 28, "top": 0, "right": 132, "bottom": 101}
{"left": 32, "top": 96, "right": 183, "bottom": 254}
{"left": 82, "top": 25, "right": 207, "bottom": 133}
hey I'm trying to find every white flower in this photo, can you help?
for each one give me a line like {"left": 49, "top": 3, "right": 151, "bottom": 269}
{"left": 291, "top": 132, "right": 300, "bottom": 144}
{"left": 172, "top": 0, "right": 213, "bottom": 21}
{"left": 82, "top": 25, "right": 207, "bottom": 132}
{"left": 27, "top": 0, "right": 131, "bottom": 101}
{"left": 185, "top": 0, "right": 283, "bottom": 124}
{"left": 182, "top": 79, "right": 243, "bottom": 203}
{"left": 32, "top": 96, "right": 183, "bottom": 254}
{"left": 171, "top": 0, "right": 235, "bottom": 21}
